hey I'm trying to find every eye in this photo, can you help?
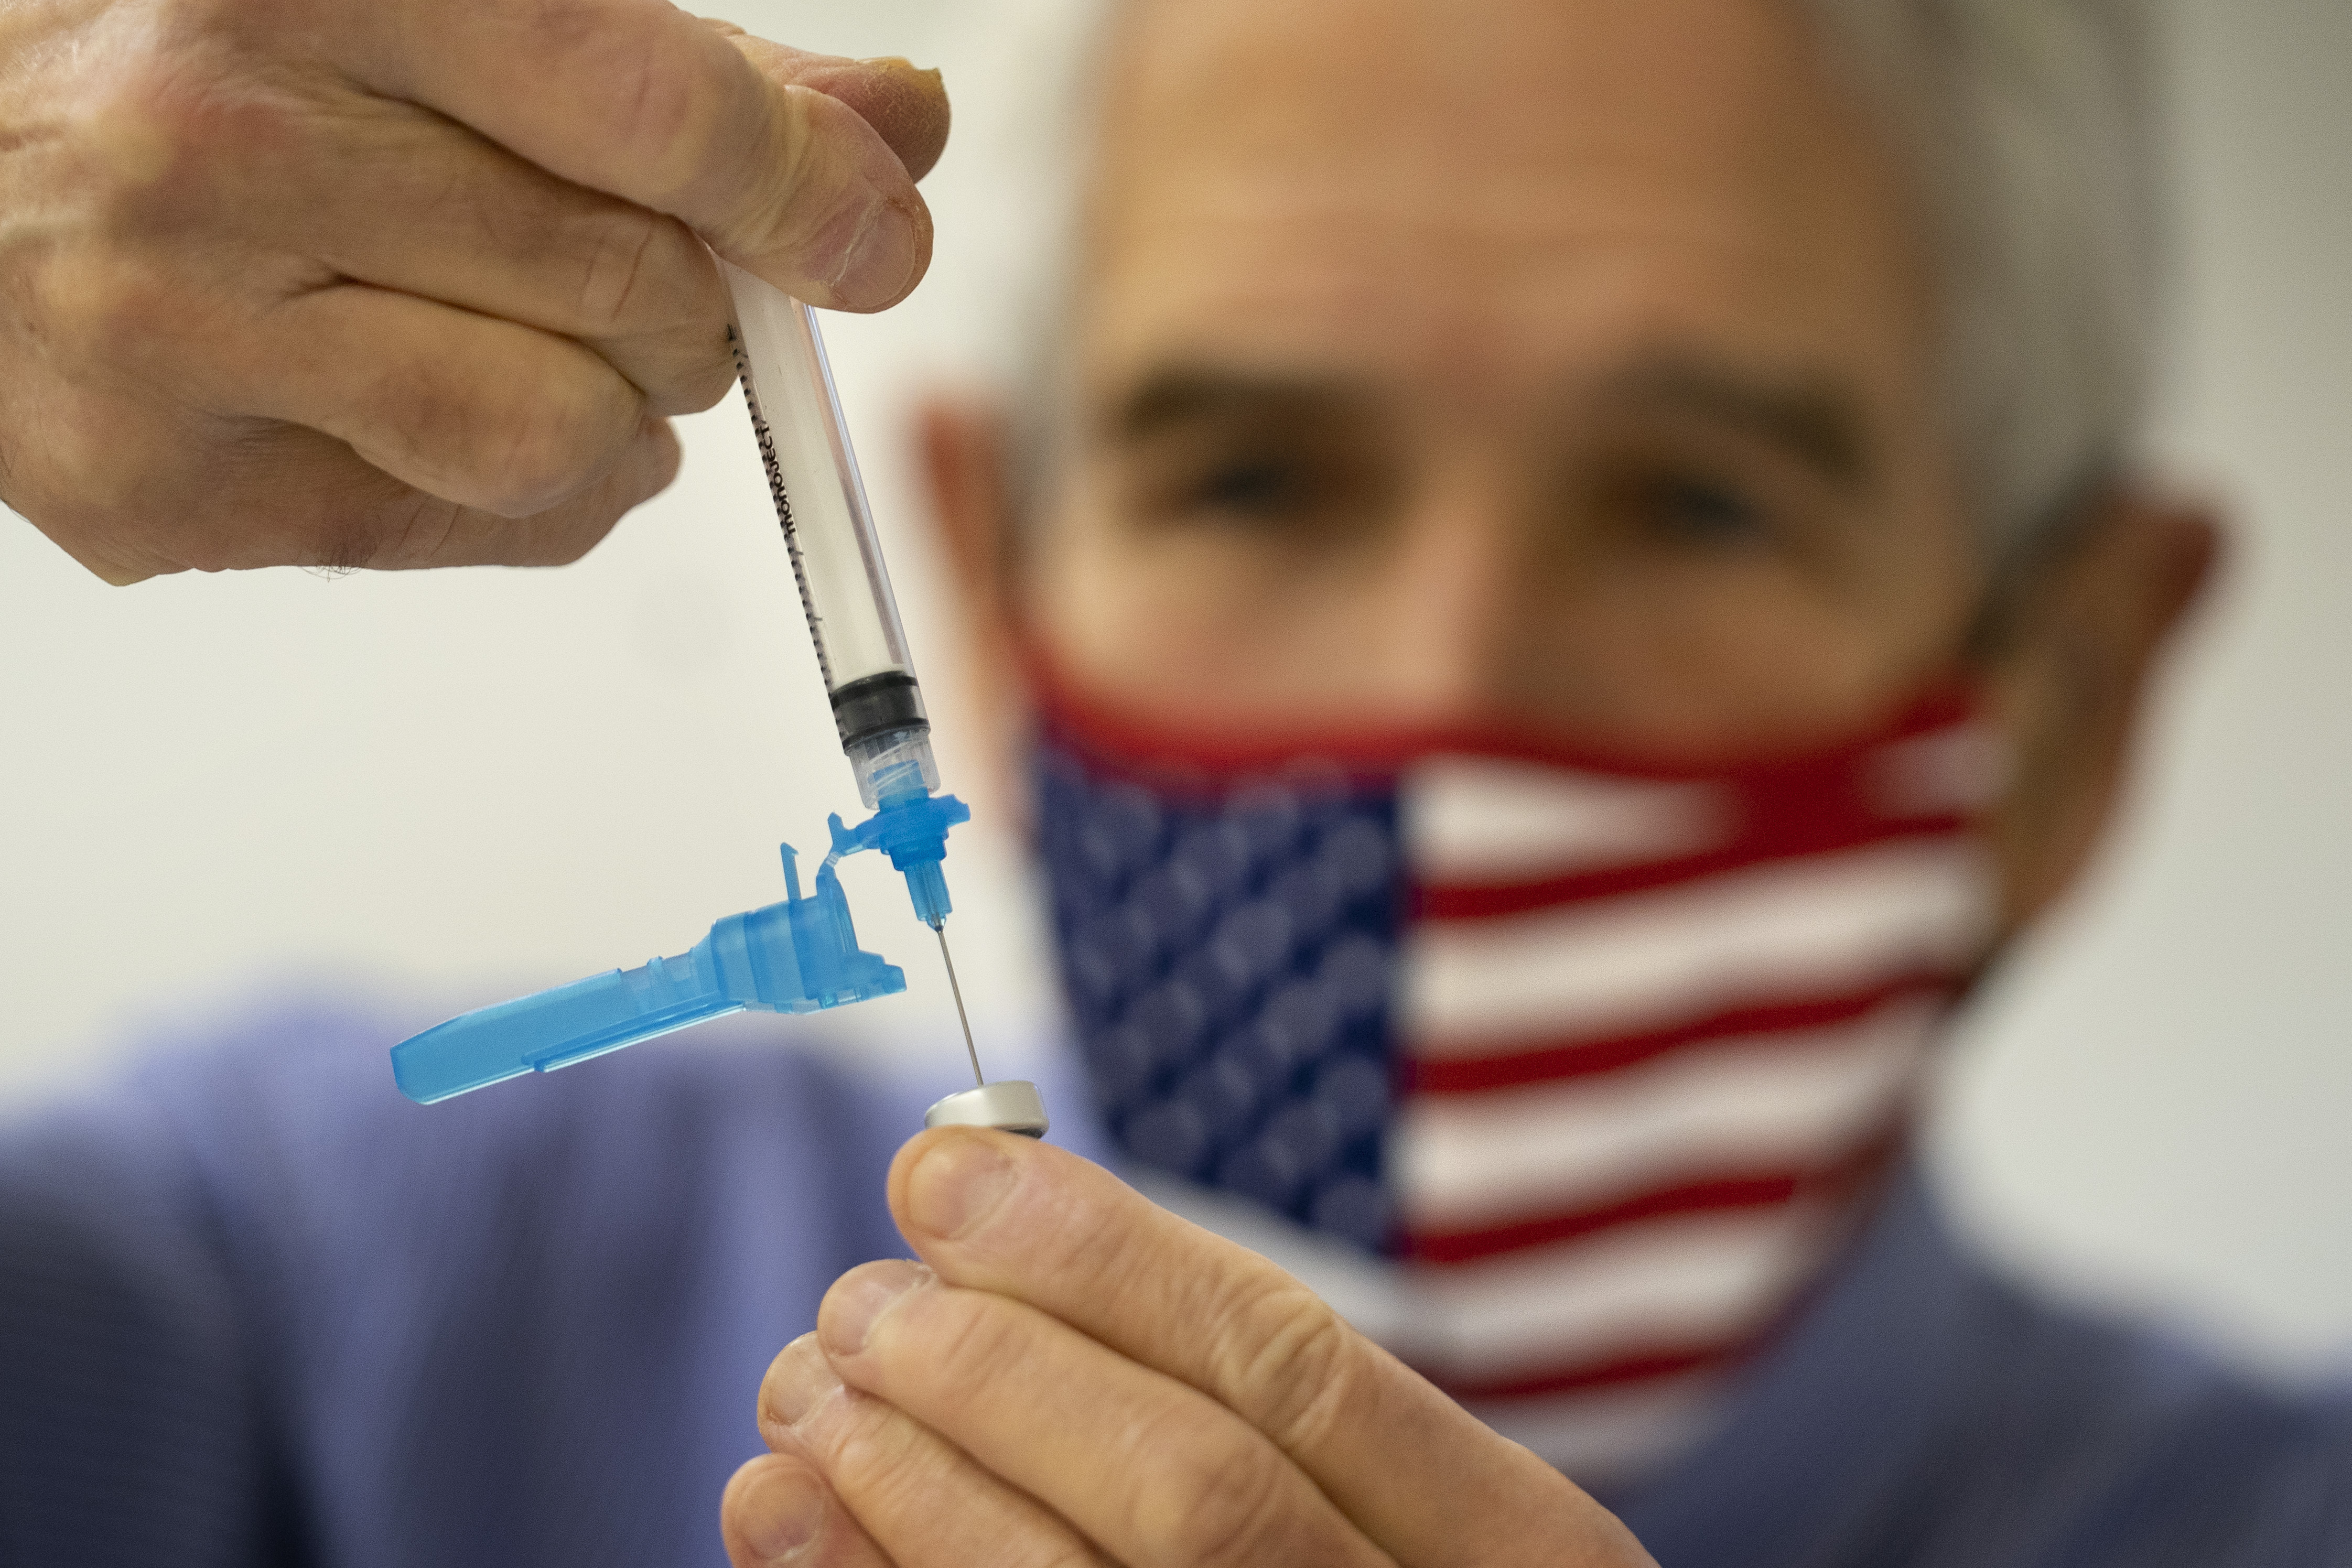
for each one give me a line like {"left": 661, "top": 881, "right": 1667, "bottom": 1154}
{"left": 1190, "top": 455, "right": 1304, "bottom": 520}
{"left": 1116, "top": 413, "right": 1392, "bottom": 547}
{"left": 1645, "top": 473, "right": 1770, "bottom": 548}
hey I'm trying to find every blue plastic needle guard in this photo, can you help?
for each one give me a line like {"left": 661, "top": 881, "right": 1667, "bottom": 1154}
{"left": 391, "top": 790, "right": 969, "bottom": 1105}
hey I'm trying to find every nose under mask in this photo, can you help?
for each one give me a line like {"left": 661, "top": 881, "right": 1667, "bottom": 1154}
{"left": 1033, "top": 660, "right": 2005, "bottom": 1483}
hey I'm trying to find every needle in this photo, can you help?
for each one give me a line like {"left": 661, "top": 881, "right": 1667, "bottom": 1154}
{"left": 932, "top": 920, "right": 984, "bottom": 1088}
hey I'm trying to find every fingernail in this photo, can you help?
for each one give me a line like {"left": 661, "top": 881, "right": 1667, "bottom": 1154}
{"left": 762, "top": 1334, "right": 842, "bottom": 1430}
{"left": 823, "top": 195, "right": 920, "bottom": 309}
{"left": 741, "top": 1464, "right": 827, "bottom": 1562}
{"left": 905, "top": 1131, "right": 1017, "bottom": 1241}
{"left": 856, "top": 55, "right": 942, "bottom": 80}
{"left": 819, "top": 1259, "right": 931, "bottom": 1357}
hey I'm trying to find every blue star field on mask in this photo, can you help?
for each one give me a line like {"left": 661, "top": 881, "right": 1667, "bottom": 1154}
{"left": 1038, "top": 742, "right": 1404, "bottom": 1252}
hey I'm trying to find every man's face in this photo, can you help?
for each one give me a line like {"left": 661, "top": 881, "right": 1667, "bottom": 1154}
{"left": 1023, "top": 0, "right": 1980, "bottom": 760}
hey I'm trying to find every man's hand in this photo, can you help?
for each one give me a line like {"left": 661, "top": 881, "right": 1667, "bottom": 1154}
{"left": 720, "top": 1129, "right": 1657, "bottom": 1567}
{"left": 0, "top": 0, "right": 948, "bottom": 581}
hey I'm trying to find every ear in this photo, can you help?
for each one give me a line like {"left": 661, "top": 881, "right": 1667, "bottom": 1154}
{"left": 1979, "top": 485, "right": 2223, "bottom": 929}
{"left": 916, "top": 394, "right": 1034, "bottom": 822}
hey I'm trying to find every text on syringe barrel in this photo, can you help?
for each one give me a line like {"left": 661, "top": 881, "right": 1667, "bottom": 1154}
{"left": 721, "top": 262, "right": 918, "bottom": 709}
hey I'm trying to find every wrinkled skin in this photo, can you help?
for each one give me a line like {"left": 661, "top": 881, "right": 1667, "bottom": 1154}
{"left": 720, "top": 0, "right": 2219, "bottom": 1563}
{"left": 0, "top": 0, "right": 948, "bottom": 580}
{"left": 728, "top": 1131, "right": 1659, "bottom": 1568}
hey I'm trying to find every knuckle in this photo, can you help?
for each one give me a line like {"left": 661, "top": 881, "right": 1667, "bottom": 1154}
{"left": 909, "top": 1289, "right": 1024, "bottom": 1401}
{"left": 568, "top": 217, "right": 736, "bottom": 413}
{"left": 78, "top": 67, "right": 187, "bottom": 218}
{"left": 571, "top": 209, "right": 668, "bottom": 336}
{"left": 1220, "top": 1285, "right": 1362, "bottom": 1455}
{"left": 603, "top": 42, "right": 703, "bottom": 167}
{"left": 85, "top": 46, "right": 301, "bottom": 231}
{"left": 1144, "top": 1421, "right": 1293, "bottom": 1568}
{"left": 476, "top": 379, "right": 632, "bottom": 516}
{"left": 45, "top": 257, "right": 174, "bottom": 370}
{"left": 765, "top": 86, "right": 832, "bottom": 211}
{"left": 728, "top": 85, "right": 855, "bottom": 259}
{"left": 30, "top": 232, "right": 200, "bottom": 381}
{"left": 546, "top": 22, "right": 726, "bottom": 203}
{"left": 821, "top": 1387, "right": 927, "bottom": 1480}
{"left": 811, "top": 1393, "right": 1094, "bottom": 1568}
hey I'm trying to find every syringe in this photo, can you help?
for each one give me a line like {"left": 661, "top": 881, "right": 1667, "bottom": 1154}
{"left": 717, "top": 262, "right": 938, "bottom": 817}
{"left": 720, "top": 264, "right": 1047, "bottom": 1138}
{"left": 383, "top": 271, "right": 1046, "bottom": 1138}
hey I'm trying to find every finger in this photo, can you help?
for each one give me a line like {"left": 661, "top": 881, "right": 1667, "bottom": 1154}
{"left": 817, "top": 1260, "right": 1391, "bottom": 1568}
{"left": 722, "top": 1450, "right": 894, "bottom": 1568}
{"left": 758, "top": 1329, "right": 1112, "bottom": 1568}
{"left": 887, "top": 1132, "right": 1654, "bottom": 1568}
{"left": 341, "top": 0, "right": 936, "bottom": 309}
{"left": 280, "top": 414, "right": 681, "bottom": 570}
{"left": 12, "top": 254, "right": 678, "bottom": 578}
{"left": 228, "top": 94, "right": 737, "bottom": 416}
{"left": 221, "top": 283, "right": 649, "bottom": 519}
{"left": 231, "top": 415, "right": 678, "bottom": 570}
{"left": 702, "top": 33, "right": 952, "bottom": 183}
{"left": 57, "top": 414, "right": 674, "bottom": 577}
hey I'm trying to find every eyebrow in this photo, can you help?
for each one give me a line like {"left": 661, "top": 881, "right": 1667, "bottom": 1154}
{"left": 1107, "top": 368, "right": 1378, "bottom": 442}
{"left": 1102, "top": 356, "right": 1873, "bottom": 486}
{"left": 1600, "top": 358, "right": 1872, "bottom": 489}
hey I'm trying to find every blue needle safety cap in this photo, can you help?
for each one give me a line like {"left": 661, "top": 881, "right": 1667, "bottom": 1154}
{"left": 391, "top": 791, "right": 969, "bottom": 1105}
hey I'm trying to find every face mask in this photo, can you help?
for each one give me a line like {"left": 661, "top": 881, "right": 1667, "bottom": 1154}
{"left": 1033, "top": 661, "right": 2006, "bottom": 1484}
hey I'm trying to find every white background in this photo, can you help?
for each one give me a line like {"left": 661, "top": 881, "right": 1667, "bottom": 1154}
{"left": 2, "top": 0, "right": 2346, "bottom": 1376}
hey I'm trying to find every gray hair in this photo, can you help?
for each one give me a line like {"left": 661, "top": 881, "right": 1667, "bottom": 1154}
{"left": 919, "top": 0, "right": 2164, "bottom": 561}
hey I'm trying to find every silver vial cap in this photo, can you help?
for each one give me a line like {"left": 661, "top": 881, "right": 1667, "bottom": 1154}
{"left": 924, "top": 1080, "right": 1049, "bottom": 1138}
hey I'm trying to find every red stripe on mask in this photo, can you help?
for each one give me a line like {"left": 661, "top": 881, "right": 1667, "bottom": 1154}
{"left": 1415, "top": 820, "right": 1973, "bottom": 922}
{"left": 1400, "top": 1127, "right": 1904, "bottom": 1266}
{"left": 1402, "top": 974, "right": 1957, "bottom": 1095}
{"left": 1427, "top": 1342, "right": 1753, "bottom": 1402}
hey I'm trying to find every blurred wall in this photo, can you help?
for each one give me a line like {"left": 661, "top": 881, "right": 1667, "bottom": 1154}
{"left": 1, "top": 0, "right": 2346, "bottom": 1372}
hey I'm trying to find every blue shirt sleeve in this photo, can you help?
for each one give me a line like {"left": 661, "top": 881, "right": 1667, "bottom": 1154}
{"left": 0, "top": 1076, "right": 305, "bottom": 1567}
{"left": 0, "top": 996, "right": 928, "bottom": 1568}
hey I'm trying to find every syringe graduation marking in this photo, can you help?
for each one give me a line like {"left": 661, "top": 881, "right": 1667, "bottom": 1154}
{"left": 730, "top": 326, "right": 835, "bottom": 689}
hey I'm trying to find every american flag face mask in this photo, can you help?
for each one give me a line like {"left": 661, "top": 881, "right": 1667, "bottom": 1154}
{"left": 1035, "top": 665, "right": 2006, "bottom": 1482}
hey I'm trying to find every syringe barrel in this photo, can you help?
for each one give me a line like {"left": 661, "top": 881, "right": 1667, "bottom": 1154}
{"left": 722, "top": 261, "right": 938, "bottom": 805}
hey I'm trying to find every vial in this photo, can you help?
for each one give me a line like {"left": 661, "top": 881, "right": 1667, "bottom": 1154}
{"left": 924, "top": 1080, "right": 1050, "bottom": 1138}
